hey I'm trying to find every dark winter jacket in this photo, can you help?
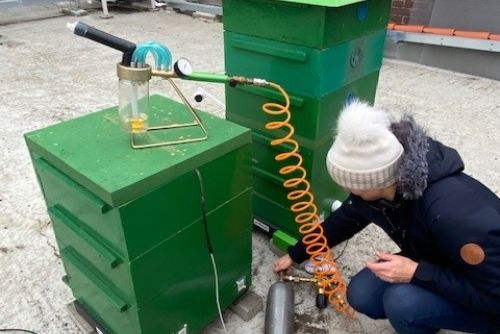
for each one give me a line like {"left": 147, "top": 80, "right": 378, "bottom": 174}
{"left": 288, "top": 116, "right": 500, "bottom": 315}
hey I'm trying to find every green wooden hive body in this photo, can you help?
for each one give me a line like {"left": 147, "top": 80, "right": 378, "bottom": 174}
{"left": 25, "top": 95, "right": 253, "bottom": 334}
{"left": 223, "top": 0, "right": 391, "bottom": 242}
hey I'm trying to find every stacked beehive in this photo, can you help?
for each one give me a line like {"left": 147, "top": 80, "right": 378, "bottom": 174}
{"left": 223, "top": 0, "right": 392, "bottom": 243}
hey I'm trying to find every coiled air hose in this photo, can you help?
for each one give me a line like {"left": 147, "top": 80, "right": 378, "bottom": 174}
{"left": 262, "top": 82, "right": 354, "bottom": 317}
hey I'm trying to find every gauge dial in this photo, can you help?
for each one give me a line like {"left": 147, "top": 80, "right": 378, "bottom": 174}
{"left": 174, "top": 58, "right": 193, "bottom": 77}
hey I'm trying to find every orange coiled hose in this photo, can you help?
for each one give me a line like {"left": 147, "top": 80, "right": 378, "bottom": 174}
{"left": 262, "top": 82, "right": 354, "bottom": 317}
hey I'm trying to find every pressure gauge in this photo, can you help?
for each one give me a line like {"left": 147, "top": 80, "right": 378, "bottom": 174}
{"left": 174, "top": 58, "right": 193, "bottom": 78}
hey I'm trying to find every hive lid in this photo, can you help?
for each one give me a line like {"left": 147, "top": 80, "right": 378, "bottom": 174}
{"left": 25, "top": 95, "right": 251, "bottom": 207}
{"left": 276, "top": 0, "right": 365, "bottom": 7}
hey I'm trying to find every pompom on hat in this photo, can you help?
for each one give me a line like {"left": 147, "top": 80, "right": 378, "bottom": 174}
{"left": 326, "top": 100, "right": 404, "bottom": 190}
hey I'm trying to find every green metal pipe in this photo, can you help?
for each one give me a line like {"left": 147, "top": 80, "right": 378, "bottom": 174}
{"left": 184, "top": 72, "right": 230, "bottom": 84}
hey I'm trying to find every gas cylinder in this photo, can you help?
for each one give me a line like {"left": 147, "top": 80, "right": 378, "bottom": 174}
{"left": 264, "top": 281, "right": 294, "bottom": 334}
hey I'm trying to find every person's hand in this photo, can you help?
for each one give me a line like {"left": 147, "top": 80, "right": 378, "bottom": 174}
{"left": 366, "top": 251, "right": 418, "bottom": 283}
{"left": 273, "top": 254, "right": 293, "bottom": 273}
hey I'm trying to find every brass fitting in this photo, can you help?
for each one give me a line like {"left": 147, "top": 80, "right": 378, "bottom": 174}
{"left": 151, "top": 69, "right": 177, "bottom": 79}
{"left": 229, "top": 76, "right": 254, "bottom": 85}
{"left": 117, "top": 63, "right": 152, "bottom": 81}
{"left": 228, "top": 76, "right": 269, "bottom": 86}
{"left": 281, "top": 274, "right": 317, "bottom": 284}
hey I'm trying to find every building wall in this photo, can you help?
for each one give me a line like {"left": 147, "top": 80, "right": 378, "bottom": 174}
{"left": 390, "top": 0, "right": 412, "bottom": 24}
{"left": 390, "top": 0, "right": 436, "bottom": 25}
{"left": 386, "top": 0, "right": 500, "bottom": 81}
{"left": 429, "top": 0, "right": 500, "bottom": 32}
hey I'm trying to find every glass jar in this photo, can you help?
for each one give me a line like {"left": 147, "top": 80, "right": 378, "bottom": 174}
{"left": 116, "top": 64, "right": 152, "bottom": 133}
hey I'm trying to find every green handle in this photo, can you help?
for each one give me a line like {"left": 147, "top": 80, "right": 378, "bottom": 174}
{"left": 252, "top": 166, "right": 288, "bottom": 187}
{"left": 50, "top": 205, "right": 121, "bottom": 268}
{"left": 36, "top": 158, "right": 111, "bottom": 213}
{"left": 235, "top": 85, "right": 304, "bottom": 107}
{"left": 62, "top": 247, "right": 129, "bottom": 312}
{"left": 252, "top": 132, "right": 296, "bottom": 153}
{"left": 232, "top": 38, "right": 308, "bottom": 62}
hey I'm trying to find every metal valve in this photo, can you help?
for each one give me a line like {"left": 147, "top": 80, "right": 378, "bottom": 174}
{"left": 281, "top": 274, "right": 316, "bottom": 283}
{"left": 279, "top": 272, "right": 329, "bottom": 310}
{"left": 316, "top": 287, "right": 328, "bottom": 309}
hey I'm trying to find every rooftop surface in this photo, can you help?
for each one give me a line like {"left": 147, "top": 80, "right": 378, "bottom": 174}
{"left": 0, "top": 8, "right": 499, "bottom": 334}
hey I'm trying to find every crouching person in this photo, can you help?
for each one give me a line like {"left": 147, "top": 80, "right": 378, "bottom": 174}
{"left": 273, "top": 101, "right": 500, "bottom": 334}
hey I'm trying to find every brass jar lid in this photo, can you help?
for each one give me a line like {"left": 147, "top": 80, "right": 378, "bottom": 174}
{"left": 117, "top": 63, "right": 152, "bottom": 81}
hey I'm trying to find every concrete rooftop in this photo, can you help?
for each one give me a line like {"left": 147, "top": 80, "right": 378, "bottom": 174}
{"left": 0, "top": 8, "right": 499, "bottom": 334}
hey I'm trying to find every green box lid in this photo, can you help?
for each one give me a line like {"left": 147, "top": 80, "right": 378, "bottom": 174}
{"left": 25, "top": 95, "right": 251, "bottom": 207}
{"left": 275, "top": 0, "right": 365, "bottom": 7}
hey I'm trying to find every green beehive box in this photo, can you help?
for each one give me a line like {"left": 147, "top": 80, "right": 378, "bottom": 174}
{"left": 25, "top": 95, "right": 253, "bottom": 334}
{"left": 59, "top": 191, "right": 252, "bottom": 334}
{"left": 224, "top": 30, "right": 386, "bottom": 97}
{"left": 249, "top": 132, "right": 347, "bottom": 238}
{"left": 223, "top": 0, "right": 391, "bottom": 246}
{"left": 223, "top": 0, "right": 391, "bottom": 49}
{"left": 226, "top": 70, "right": 380, "bottom": 145}
{"left": 253, "top": 175, "right": 338, "bottom": 239}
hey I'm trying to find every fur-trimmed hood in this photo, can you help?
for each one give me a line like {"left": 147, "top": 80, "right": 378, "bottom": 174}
{"left": 391, "top": 116, "right": 464, "bottom": 200}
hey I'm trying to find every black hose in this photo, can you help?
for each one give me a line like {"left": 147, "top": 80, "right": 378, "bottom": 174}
{"left": 73, "top": 21, "right": 136, "bottom": 66}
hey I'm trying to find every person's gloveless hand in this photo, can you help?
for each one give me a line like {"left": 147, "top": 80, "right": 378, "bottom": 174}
{"left": 273, "top": 254, "right": 293, "bottom": 273}
{"left": 366, "top": 251, "right": 418, "bottom": 283}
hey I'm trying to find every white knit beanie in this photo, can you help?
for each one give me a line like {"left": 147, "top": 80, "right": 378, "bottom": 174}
{"left": 326, "top": 100, "right": 404, "bottom": 190}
